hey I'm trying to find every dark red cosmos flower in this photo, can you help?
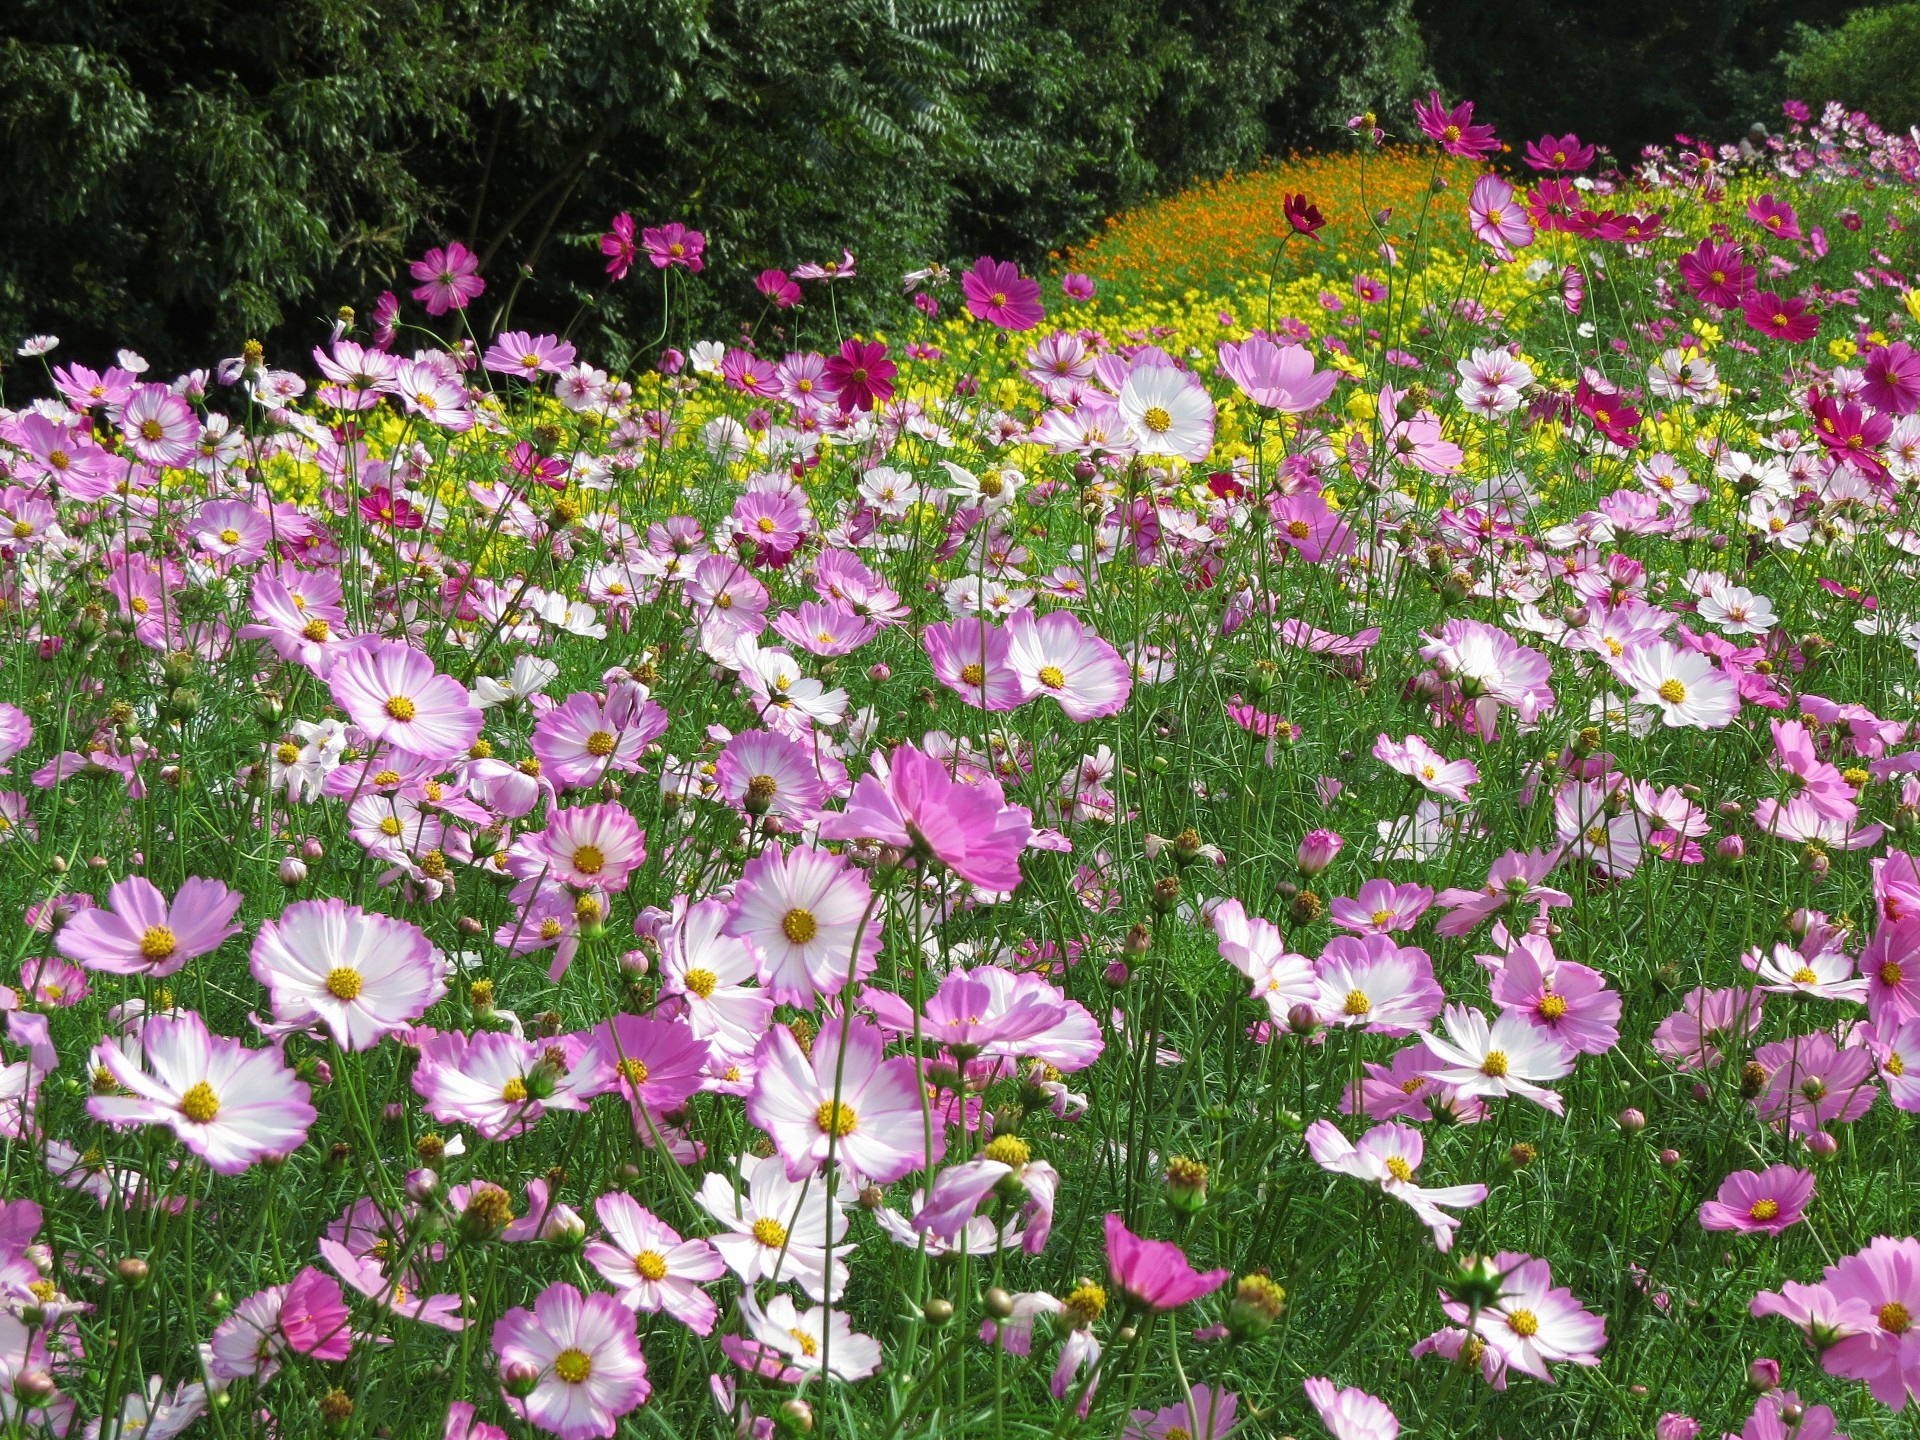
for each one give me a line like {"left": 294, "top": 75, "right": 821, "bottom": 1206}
{"left": 1283, "top": 192, "right": 1326, "bottom": 237}
{"left": 1575, "top": 382, "right": 1640, "bottom": 448}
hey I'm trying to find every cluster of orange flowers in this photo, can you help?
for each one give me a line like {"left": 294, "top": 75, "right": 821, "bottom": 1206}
{"left": 1062, "top": 148, "right": 1486, "bottom": 302}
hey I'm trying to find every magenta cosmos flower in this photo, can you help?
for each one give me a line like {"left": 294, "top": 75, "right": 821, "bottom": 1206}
{"left": 493, "top": 1282, "right": 648, "bottom": 1440}
{"left": 1124, "top": 1385, "right": 1238, "bottom": 1440}
{"left": 483, "top": 331, "right": 577, "bottom": 380}
{"left": 1699, "top": 1165, "right": 1814, "bottom": 1235}
{"left": 1061, "top": 272, "right": 1096, "bottom": 300}
{"left": 746, "top": 1014, "right": 942, "bottom": 1183}
{"left": 88, "top": 1011, "right": 316, "bottom": 1174}
{"left": 642, "top": 222, "right": 704, "bottom": 272}
{"left": 599, "top": 213, "right": 636, "bottom": 279}
{"left": 409, "top": 241, "right": 485, "bottom": 315}
{"left": 249, "top": 899, "right": 446, "bottom": 1051}
{"left": 962, "top": 257, "right": 1044, "bottom": 330}
{"left": 1104, "top": 1213, "right": 1229, "bottom": 1312}
{"left": 1006, "top": 607, "right": 1132, "bottom": 721}
{"left": 1523, "top": 132, "right": 1595, "bottom": 171}
{"left": 329, "top": 638, "right": 482, "bottom": 761}
{"left": 1744, "top": 290, "right": 1819, "bottom": 343}
{"left": 816, "top": 741, "right": 1032, "bottom": 891}
{"left": 726, "top": 843, "right": 880, "bottom": 1005}
{"left": 1414, "top": 91, "right": 1499, "bottom": 158}
{"left": 56, "top": 875, "right": 241, "bottom": 977}
{"left": 821, "top": 338, "right": 895, "bottom": 413}
{"left": 1303, "top": 1377, "right": 1399, "bottom": 1440}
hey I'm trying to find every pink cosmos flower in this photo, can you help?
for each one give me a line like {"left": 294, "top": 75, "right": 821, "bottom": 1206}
{"left": 1815, "top": 1235, "right": 1920, "bottom": 1409}
{"left": 746, "top": 1015, "right": 940, "bottom": 1183}
{"left": 1124, "top": 1386, "right": 1238, "bottom": 1440}
{"left": 580, "top": 1013, "right": 708, "bottom": 1127}
{"left": 817, "top": 742, "right": 1032, "bottom": 890}
{"left": 120, "top": 384, "right": 199, "bottom": 467}
{"left": 1523, "top": 132, "right": 1595, "bottom": 171}
{"left": 1744, "top": 290, "right": 1819, "bottom": 343}
{"left": 1418, "top": 618, "right": 1554, "bottom": 738}
{"left": 1747, "top": 193, "right": 1802, "bottom": 241}
{"left": 493, "top": 1282, "right": 648, "bottom": 1439}
{"left": 409, "top": 241, "right": 485, "bottom": 315}
{"left": 712, "top": 728, "right": 827, "bottom": 824}
{"left": 1753, "top": 1032, "right": 1877, "bottom": 1136}
{"left": 657, "top": 897, "right": 772, "bottom": 1058}
{"left": 1315, "top": 934, "right": 1446, "bottom": 1035}
{"left": 1373, "top": 733, "right": 1478, "bottom": 801}
{"left": 1305, "top": 1119, "right": 1487, "bottom": 1251}
{"left": 411, "top": 1028, "right": 593, "bottom": 1140}
{"left": 1414, "top": 91, "right": 1499, "bottom": 157}
{"left": 1006, "top": 608, "right": 1132, "bottom": 721}
{"left": 1486, "top": 934, "right": 1620, "bottom": 1056}
{"left": 1420, "top": 1005, "right": 1574, "bottom": 1114}
{"left": 1468, "top": 174, "right": 1534, "bottom": 260}
{"left": 531, "top": 689, "right": 667, "bottom": 790}
{"left": 915, "top": 1150, "right": 1059, "bottom": 1254}
{"left": 1864, "top": 340, "right": 1920, "bottom": 415}
{"left": 1441, "top": 1251, "right": 1606, "bottom": 1381}
{"left": 821, "top": 339, "right": 895, "bottom": 414}
{"left": 737, "top": 1291, "right": 881, "bottom": 1381}
{"left": 1617, "top": 639, "right": 1740, "bottom": 728}
{"left": 924, "top": 616, "right": 1025, "bottom": 711}
{"left": 1303, "top": 1377, "right": 1399, "bottom": 1440}
{"left": 528, "top": 803, "right": 647, "bottom": 891}
{"left": 599, "top": 214, "right": 636, "bottom": 280}
{"left": 1652, "top": 986, "right": 1765, "bottom": 1070}
{"left": 642, "top": 222, "right": 704, "bottom": 272}
{"left": 756, "top": 268, "right": 800, "bottom": 307}
{"left": 250, "top": 899, "right": 446, "bottom": 1051}
{"left": 727, "top": 844, "right": 880, "bottom": 1005}
{"left": 1217, "top": 335, "right": 1336, "bottom": 412}
{"left": 1863, "top": 915, "right": 1920, "bottom": 1030}
{"left": 87, "top": 1011, "right": 315, "bottom": 1174}
{"left": 585, "top": 1193, "right": 723, "bottom": 1334}
{"left": 483, "top": 332, "right": 577, "bottom": 380}
{"left": 1212, "top": 897, "right": 1317, "bottom": 1019}
{"left": 55, "top": 875, "right": 241, "bottom": 977}
{"left": 1061, "top": 272, "right": 1096, "bottom": 300}
{"left": 962, "top": 257, "right": 1044, "bottom": 330}
{"left": 1699, "top": 1165, "right": 1814, "bottom": 1235}
{"left": 1104, "top": 1213, "right": 1228, "bottom": 1311}
{"left": 1736, "top": 1391, "right": 1843, "bottom": 1440}
{"left": 446, "top": 1402, "right": 509, "bottom": 1440}
{"left": 1329, "top": 880, "right": 1435, "bottom": 935}
{"left": 329, "top": 638, "right": 482, "bottom": 761}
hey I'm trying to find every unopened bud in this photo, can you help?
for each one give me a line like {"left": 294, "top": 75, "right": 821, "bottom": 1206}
{"left": 115, "top": 1257, "right": 150, "bottom": 1288}
{"left": 1617, "top": 1107, "right": 1646, "bottom": 1133}
{"left": 923, "top": 1298, "right": 954, "bottom": 1326}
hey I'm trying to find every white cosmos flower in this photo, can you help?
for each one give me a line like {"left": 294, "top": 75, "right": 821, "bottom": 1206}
{"left": 1117, "top": 362, "right": 1214, "bottom": 462}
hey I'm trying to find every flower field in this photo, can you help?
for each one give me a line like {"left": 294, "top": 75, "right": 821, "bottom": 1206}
{"left": 4, "top": 93, "right": 1920, "bottom": 1440}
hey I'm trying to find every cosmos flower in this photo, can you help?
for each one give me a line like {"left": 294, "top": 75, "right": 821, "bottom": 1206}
{"left": 56, "top": 876, "right": 241, "bottom": 978}
{"left": 745, "top": 1015, "right": 940, "bottom": 1183}
{"left": 249, "top": 899, "right": 446, "bottom": 1050}
{"left": 492, "top": 1282, "right": 649, "bottom": 1439}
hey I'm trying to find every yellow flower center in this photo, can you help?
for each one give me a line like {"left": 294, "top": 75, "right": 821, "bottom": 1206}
{"left": 553, "top": 1348, "right": 592, "bottom": 1384}
{"left": 379, "top": 817, "right": 404, "bottom": 837}
{"left": 139, "top": 418, "right": 165, "bottom": 442}
{"left": 1506, "top": 1308, "right": 1539, "bottom": 1337}
{"left": 325, "top": 968, "right": 363, "bottom": 1001}
{"left": 1371, "top": 909, "right": 1393, "bottom": 925}
{"left": 1384, "top": 1156, "right": 1413, "bottom": 1182}
{"left": 1481, "top": 1050, "right": 1510, "bottom": 1079}
{"left": 501, "top": 1077, "right": 529, "bottom": 1103}
{"left": 140, "top": 926, "right": 178, "bottom": 961}
{"left": 539, "top": 918, "right": 564, "bottom": 940}
{"left": 751, "top": 1216, "right": 788, "bottom": 1248}
{"left": 302, "top": 618, "right": 331, "bottom": 642}
{"left": 384, "top": 696, "right": 417, "bottom": 722}
{"left": 179, "top": 1081, "right": 220, "bottom": 1123}
{"left": 782, "top": 908, "right": 818, "bottom": 944}
{"left": 787, "top": 1327, "right": 819, "bottom": 1358}
{"left": 1037, "top": 665, "right": 1067, "bottom": 690}
{"left": 373, "top": 769, "right": 402, "bottom": 785}
{"left": 683, "top": 968, "right": 718, "bottom": 999}
{"left": 618, "top": 1058, "right": 649, "bottom": 1087}
{"left": 1882, "top": 961, "right": 1905, "bottom": 987}
{"left": 1656, "top": 679, "right": 1687, "bottom": 705}
{"left": 1343, "top": 989, "right": 1371, "bottom": 1016}
{"left": 815, "top": 1100, "right": 857, "bottom": 1137}
{"left": 961, "top": 663, "right": 985, "bottom": 686}
{"left": 585, "top": 730, "right": 617, "bottom": 757}
{"left": 1882, "top": 1302, "right": 1912, "bottom": 1334}
{"left": 1791, "top": 967, "right": 1819, "bottom": 985}
{"left": 570, "top": 844, "right": 605, "bottom": 875}
{"left": 1141, "top": 405, "right": 1173, "bottom": 434}
{"left": 634, "top": 1251, "right": 668, "bottom": 1282}
{"left": 1287, "top": 519, "right": 1311, "bottom": 539}
{"left": 1749, "top": 1198, "right": 1780, "bottom": 1221}
{"left": 1538, "top": 994, "right": 1569, "bottom": 1020}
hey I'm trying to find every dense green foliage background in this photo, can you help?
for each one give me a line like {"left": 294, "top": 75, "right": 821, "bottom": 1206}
{"left": 0, "top": 0, "right": 1898, "bottom": 369}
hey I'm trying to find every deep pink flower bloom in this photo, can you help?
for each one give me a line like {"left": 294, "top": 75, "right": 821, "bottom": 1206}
{"left": 279, "top": 1266, "right": 353, "bottom": 1359}
{"left": 1329, "top": 879, "right": 1435, "bottom": 935}
{"left": 641, "top": 222, "right": 704, "bottom": 272}
{"left": 1103, "top": 1213, "right": 1229, "bottom": 1311}
{"left": 756, "top": 269, "right": 800, "bottom": 307}
{"left": 924, "top": 616, "right": 1025, "bottom": 711}
{"left": 821, "top": 339, "right": 895, "bottom": 413}
{"left": 1699, "top": 1164, "right": 1814, "bottom": 1234}
{"left": 1677, "top": 239, "right": 1754, "bottom": 310}
{"left": 599, "top": 213, "right": 637, "bottom": 280}
{"left": 409, "top": 241, "right": 485, "bottom": 316}
{"left": 493, "top": 1282, "right": 648, "bottom": 1438}
{"left": 1061, "top": 272, "right": 1096, "bottom": 300}
{"left": 1522, "top": 132, "right": 1594, "bottom": 172}
{"left": 1413, "top": 91, "right": 1498, "bottom": 158}
{"left": 1747, "top": 194, "right": 1802, "bottom": 241}
{"left": 1124, "top": 1385, "right": 1238, "bottom": 1440}
{"left": 1744, "top": 290, "right": 1819, "bottom": 343}
{"left": 962, "top": 257, "right": 1044, "bottom": 330}
{"left": 1864, "top": 914, "right": 1920, "bottom": 1030}
{"left": 446, "top": 1402, "right": 509, "bottom": 1440}
{"left": 528, "top": 802, "right": 647, "bottom": 892}
{"left": 817, "top": 742, "right": 1032, "bottom": 890}
{"left": 1865, "top": 341, "right": 1920, "bottom": 415}
{"left": 56, "top": 875, "right": 241, "bottom": 977}
{"left": 1753, "top": 1031, "right": 1877, "bottom": 1135}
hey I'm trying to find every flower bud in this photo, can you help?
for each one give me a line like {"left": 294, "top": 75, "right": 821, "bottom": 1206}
{"left": 500, "top": 1360, "right": 540, "bottom": 1398}
{"left": 1103, "top": 960, "right": 1130, "bottom": 987}
{"left": 868, "top": 663, "right": 891, "bottom": 683}
{"left": 1149, "top": 875, "right": 1181, "bottom": 914}
{"left": 459, "top": 1182, "right": 516, "bottom": 1241}
{"left": 984, "top": 1287, "right": 1015, "bottom": 1319}
{"left": 319, "top": 1390, "right": 354, "bottom": 1432}
{"left": 1506, "top": 1142, "right": 1537, "bottom": 1169}
{"left": 13, "top": 1368, "right": 56, "bottom": 1404}
{"left": 1617, "top": 1107, "right": 1646, "bottom": 1133}
{"left": 775, "top": 1399, "right": 815, "bottom": 1436}
{"left": 115, "top": 1256, "right": 150, "bottom": 1288}
{"left": 1805, "top": 1130, "right": 1838, "bottom": 1158}
{"left": 1287, "top": 1002, "right": 1320, "bottom": 1036}
{"left": 279, "top": 855, "right": 307, "bottom": 887}
{"left": 301, "top": 836, "right": 326, "bottom": 862}
{"left": 405, "top": 1168, "right": 440, "bottom": 1202}
{"left": 1780, "top": 1402, "right": 1804, "bottom": 1425}
{"left": 923, "top": 1298, "right": 955, "bottom": 1326}
{"left": 1659, "top": 1148, "right": 1682, "bottom": 1168}
{"left": 1164, "top": 1156, "right": 1210, "bottom": 1214}
{"left": 1225, "top": 1273, "right": 1287, "bottom": 1340}
{"left": 1747, "top": 1357, "right": 1780, "bottom": 1393}
{"left": 1296, "top": 828, "right": 1344, "bottom": 875}
{"left": 1715, "top": 834, "right": 1745, "bottom": 862}
{"left": 1123, "top": 923, "right": 1152, "bottom": 956}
